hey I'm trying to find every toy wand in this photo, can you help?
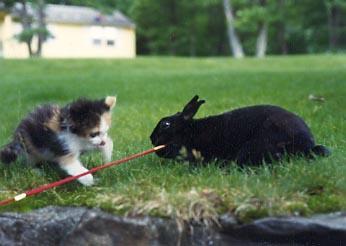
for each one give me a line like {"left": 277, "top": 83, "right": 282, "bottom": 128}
{"left": 0, "top": 145, "right": 165, "bottom": 206}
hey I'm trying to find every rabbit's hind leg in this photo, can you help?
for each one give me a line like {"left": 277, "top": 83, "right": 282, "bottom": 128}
{"left": 235, "top": 136, "right": 286, "bottom": 166}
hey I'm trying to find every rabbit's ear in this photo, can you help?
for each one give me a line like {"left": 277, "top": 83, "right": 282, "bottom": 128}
{"left": 184, "top": 95, "right": 199, "bottom": 108}
{"left": 182, "top": 95, "right": 205, "bottom": 120}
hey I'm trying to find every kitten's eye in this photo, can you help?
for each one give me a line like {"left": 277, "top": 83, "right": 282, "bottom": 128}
{"left": 90, "top": 132, "right": 100, "bottom": 138}
{"left": 162, "top": 121, "right": 171, "bottom": 129}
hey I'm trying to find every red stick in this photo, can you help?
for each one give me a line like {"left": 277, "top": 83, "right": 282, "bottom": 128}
{"left": 0, "top": 145, "right": 165, "bottom": 206}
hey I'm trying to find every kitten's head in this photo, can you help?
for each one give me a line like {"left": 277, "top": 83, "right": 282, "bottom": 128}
{"left": 68, "top": 96, "right": 116, "bottom": 146}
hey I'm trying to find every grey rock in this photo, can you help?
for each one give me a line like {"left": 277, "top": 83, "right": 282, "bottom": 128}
{"left": 223, "top": 212, "right": 346, "bottom": 245}
{"left": 0, "top": 206, "right": 345, "bottom": 246}
{"left": 0, "top": 207, "right": 85, "bottom": 246}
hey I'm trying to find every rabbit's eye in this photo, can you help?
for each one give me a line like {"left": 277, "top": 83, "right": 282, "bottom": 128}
{"left": 162, "top": 121, "right": 171, "bottom": 129}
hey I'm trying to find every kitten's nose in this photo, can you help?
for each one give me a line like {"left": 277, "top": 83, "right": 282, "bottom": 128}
{"left": 99, "top": 141, "right": 106, "bottom": 146}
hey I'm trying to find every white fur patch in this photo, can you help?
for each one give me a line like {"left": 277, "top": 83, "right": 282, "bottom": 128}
{"left": 100, "top": 136, "right": 113, "bottom": 162}
{"left": 89, "top": 118, "right": 110, "bottom": 146}
{"left": 58, "top": 131, "right": 94, "bottom": 155}
{"left": 59, "top": 158, "right": 94, "bottom": 186}
{"left": 100, "top": 117, "right": 109, "bottom": 134}
{"left": 56, "top": 114, "right": 114, "bottom": 186}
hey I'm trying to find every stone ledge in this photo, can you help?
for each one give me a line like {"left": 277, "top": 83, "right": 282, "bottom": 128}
{"left": 0, "top": 206, "right": 345, "bottom": 245}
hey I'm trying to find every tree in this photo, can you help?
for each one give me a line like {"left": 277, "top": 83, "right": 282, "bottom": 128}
{"left": 130, "top": 0, "right": 227, "bottom": 56}
{"left": 35, "top": 0, "right": 47, "bottom": 57}
{"left": 28, "top": 0, "right": 346, "bottom": 56}
{"left": 18, "top": 0, "right": 50, "bottom": 57}
{"left": 2, "top": 0, "right": 50, "bottom": 57}
{"left": 16, "top": 0, "right": 34, "bottom": 55}
{"left": 222, "top": 0, "right": 244, "bottom": 58}
{"left": 275, "top": 0, "right": 288, "bottom": 54}
{"left": 233, "top": 0, "right": 275, "bottom": 58}
{"left": 255, "top": 0, "right": 268, "bottom": 58}
{"left": 325, "top": 0, "right": 346, "bottom": 51}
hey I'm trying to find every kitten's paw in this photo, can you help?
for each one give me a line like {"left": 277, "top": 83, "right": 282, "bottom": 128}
{"left": 103, "top": 152, "right": 112, "bottom": 163}
{"left": 78, "top": 174, "right": 94, "bottom": 186}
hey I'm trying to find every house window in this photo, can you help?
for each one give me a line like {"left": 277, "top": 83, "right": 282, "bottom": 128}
{"left": 93, "top": 39, "right": 101, "bottom": 46}
{"left": 107, "top": 40, "right": 115, "bottom": 46}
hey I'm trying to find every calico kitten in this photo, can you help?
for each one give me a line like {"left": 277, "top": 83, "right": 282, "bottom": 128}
{"left": 0, "top": 96, "right": 117, "bottom": 186}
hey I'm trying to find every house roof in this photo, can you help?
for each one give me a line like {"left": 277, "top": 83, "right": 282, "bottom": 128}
{"left": 12, "top": 3, "right": 135, "bottom": 29}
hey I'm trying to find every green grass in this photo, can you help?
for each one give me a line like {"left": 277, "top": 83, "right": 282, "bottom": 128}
{"left": 0, "top": 55, "right": 345, "bottom": 223}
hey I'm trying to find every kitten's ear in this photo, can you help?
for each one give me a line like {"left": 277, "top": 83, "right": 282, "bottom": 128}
{"left": 105, "top": 96, "right": 117, "bottom": 110}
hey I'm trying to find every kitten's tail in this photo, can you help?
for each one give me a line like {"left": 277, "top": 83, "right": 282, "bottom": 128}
{"left": 0, "top": 140, "right": 22, "bottom": 164}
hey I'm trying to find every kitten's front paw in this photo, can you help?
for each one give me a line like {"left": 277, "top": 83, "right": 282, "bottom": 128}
{"left": 78, "top": 174, "right": 94, "bottom": 186}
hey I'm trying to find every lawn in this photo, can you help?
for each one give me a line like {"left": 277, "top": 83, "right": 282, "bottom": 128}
{"left": 0, "top": 55, "right": 345, "bottom": 223}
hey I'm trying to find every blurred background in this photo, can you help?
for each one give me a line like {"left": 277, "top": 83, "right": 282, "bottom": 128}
{"left": 0, "top": 0, "right": 345, "bottom": 58}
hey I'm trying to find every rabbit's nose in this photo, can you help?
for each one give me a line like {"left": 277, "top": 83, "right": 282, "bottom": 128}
{"left": 150, "top": 134, "right": 157, "bottom": 145}
{"left": 151, "top": 138, "right": 157, "bottom": 145}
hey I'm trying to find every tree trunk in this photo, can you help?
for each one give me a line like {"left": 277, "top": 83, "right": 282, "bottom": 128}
{"left": 25, "top": 40, "right": 33, "bottom": 56}
{"left": 169, "top": 0, "right": 178, "bottom": 55}
{"left": 19, "top": 0, "right": 33, "bottom": 57}
{"left": 222, "top": 0, "right": 244, "bottom": 58}
{"left": 277, "top": 0, "right": 288, "bottom": 54}
{"left": 256, "top": 23, "right": 268, "bottom": 58}
{"left": 256, "top": 0, "right": 268, "bottom": 58}
{"left": 34, "top": 0, "right": 46, "bottom": 57}
{"left": 277, "top": 24, "right": 288, "bottom": 54}
{"left": 327, "top": 4, "right": 340, "bottom": 51}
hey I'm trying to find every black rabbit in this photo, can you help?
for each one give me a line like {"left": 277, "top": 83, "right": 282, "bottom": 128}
{"left": 150, "top": 95, "right": 330, "bottom": 166}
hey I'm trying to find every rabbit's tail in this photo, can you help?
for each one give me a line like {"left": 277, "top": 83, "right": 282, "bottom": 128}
{"left": 0, "top": 140, "right": 23, "bottom": 164}
{"left": 311, "top": 145, "right": 331, "bottom": 157}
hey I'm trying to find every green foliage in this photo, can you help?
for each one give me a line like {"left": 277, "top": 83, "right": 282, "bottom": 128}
{"left": 325, "top": 0, "right": 346, "bottom": 9}
{"left": 3, "top": 0, "right": 346, "bottom": 55}
{"left": 236, "top": 6, "right": 268, "bottom": 30}
{"left": 130, "top": 0, "right": 227, "bottom": 55}
{"left": 35, "top": 0, "right": 346, "bottom": 55}
{"left": 48, "top": 0, "right": 133, "bottom": 14}
{"left": 15, "top": 28, "right": 35, "bottom": 43}
{"left": 1, "top": 0, "right": 16, "bottom": 8}
{"left": 128, "top": 0, "right": 346, "bottom": 55}
{"left": 0, "top": 56, "right": 345, "bottom": 222}
{"left": 15, "top": 27, "right": 51, "bottom": 43}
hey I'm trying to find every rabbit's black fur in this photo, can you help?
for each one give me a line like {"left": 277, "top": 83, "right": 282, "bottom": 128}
{"left": 150, "top": 96, "right": 330, "bottom": 166}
